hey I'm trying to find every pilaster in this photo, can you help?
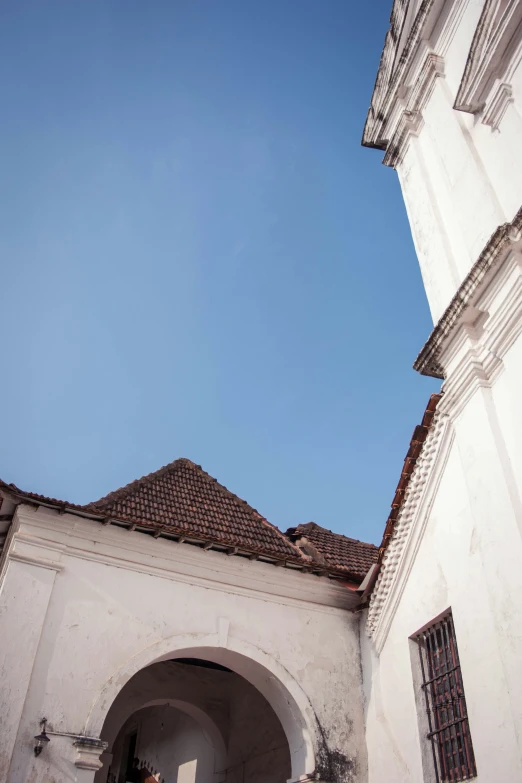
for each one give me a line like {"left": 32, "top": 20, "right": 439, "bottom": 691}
{"left": 437, "top": 300, "right": 522, "bottom": 761}
{"left": 0, "top": 511, "right": 64, "bottom": 781}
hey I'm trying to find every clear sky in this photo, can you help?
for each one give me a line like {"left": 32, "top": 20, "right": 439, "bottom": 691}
{"left": 0, "top": 0, "right": 440, "bottom": 544}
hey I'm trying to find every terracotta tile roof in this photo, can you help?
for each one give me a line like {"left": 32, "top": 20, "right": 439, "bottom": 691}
{"left": 1, "top": 459, "right": 376, "bottom": 583}
{"left": 85, "top": 458, "right": 303, "bottom": 561}
{"left": 360, "top": 392, "right": 443, "bottom": 599}
{"left": 377, "top": 393, "right": 442, "bottom": 566}
{"left": 286, "top": 522, "right": 378, "bottom": 581}
{"left": 0, "top": 482, "right": 85, "bottom": 512}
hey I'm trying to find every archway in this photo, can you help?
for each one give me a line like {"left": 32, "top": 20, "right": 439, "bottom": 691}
{"left": 100, "top": 696, "right": 228, "bottom": 783}
{"left": 87, "top": 635, "right": 319, "bottom": 782}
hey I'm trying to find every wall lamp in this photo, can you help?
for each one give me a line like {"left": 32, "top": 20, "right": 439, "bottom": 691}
{"left": 33, "top": 717, "right": 108, "bottom": 769}
{"left": 34, "top": 718, "right": 50, "bottom": 757}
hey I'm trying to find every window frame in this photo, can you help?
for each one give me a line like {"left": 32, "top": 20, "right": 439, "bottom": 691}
{"left": 413, "top": 611, "right": 477, "bottom": 783}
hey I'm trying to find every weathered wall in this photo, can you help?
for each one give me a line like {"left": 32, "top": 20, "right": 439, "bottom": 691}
{"left": 0, "top": 507, "right": 367, "bottom": 783}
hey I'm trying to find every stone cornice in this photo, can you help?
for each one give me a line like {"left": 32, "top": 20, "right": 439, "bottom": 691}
{"left": 414, "top": 205, "right": 522, "bottom": 378}
{"left": 13, "top": 506, "right": 359, "bottom": 614}
{"left": 437, "top": 251, "right": 522, "bottom": 419}
{"left": 383, "top": 53, "right": 444, "bottom": 168}
{"left": 8, "top": 550, "right": 64, "bottom": 572}
{"left": 454, "top": 0, "right": 522, "bottom": 116}
{"left": 362, "top": 0, "right": 438, "bottom": 150}
{"left": 482, "top": 81, "right": 514, "bottom": 129}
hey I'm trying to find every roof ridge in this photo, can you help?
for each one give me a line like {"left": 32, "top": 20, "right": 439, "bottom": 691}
{"left": 86, "top": 457, "right": 194, "bottom": 508}
{"left": 86, "top": 458, "right": 306, "bottom": 562}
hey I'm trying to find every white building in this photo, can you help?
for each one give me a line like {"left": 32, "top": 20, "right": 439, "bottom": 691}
{"left": 0, "top": 460, "right": 374, "bottom": 783}
{"left": 361, "top": 0, "right": 522, "bottom": 780}
{"left": 1, "top": 1, "right": 521, "bottom": 782}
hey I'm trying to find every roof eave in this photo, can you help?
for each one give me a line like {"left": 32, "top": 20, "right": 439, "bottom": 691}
{"left": 4, "top": 487, "right": 355, "bottom": 579}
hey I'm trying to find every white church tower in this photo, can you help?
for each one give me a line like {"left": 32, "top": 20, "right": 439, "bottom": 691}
{"left": 361, "top": 1, "right": 522, "bottom": 782}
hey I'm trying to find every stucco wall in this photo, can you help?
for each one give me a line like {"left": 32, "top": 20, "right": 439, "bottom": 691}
{"left": 395, "top": 0, "right": 522, "bottom": 322}
{"left": 363, "top": 0, "right": 522, "bottom": 764}
{"left": 362, "top": 395, "right": 522, "bottom": 782}
{"left": 362, "top": 237, "right": 522, "bottom": 780}
{"left": 0, "top": 508, "right": 368, "bottom": 783}
{"left": 362, "top": 239, "right": 522, "bottom": 781}
{"left": 492, "top": 332, "right": 522, "bottom": 502}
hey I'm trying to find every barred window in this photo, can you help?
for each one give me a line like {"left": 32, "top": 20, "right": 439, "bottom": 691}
{"left": 415, "top": 612, "right": 477, "bottom": 782}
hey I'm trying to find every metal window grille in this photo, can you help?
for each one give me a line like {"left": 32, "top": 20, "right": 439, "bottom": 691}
{"left": 416, "top": 613, "right": 477, "bottom": 782}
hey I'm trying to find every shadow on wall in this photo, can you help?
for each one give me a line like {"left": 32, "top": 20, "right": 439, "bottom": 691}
{"left": 86, "top": 638, "right": 318, "bottom": 780}
{"left": 114, "top": 746, "right": 197, "bottom": 783}
{"left": 98, "top": 658, "right": 292, "bottom": 783}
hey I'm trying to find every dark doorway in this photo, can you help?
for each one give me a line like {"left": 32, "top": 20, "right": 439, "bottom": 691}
{"left": 123, "top": 731, "right": 137, "bottom": 782}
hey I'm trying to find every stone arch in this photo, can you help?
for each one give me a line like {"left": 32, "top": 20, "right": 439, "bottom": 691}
{"left": 85, "top": 631, "right": 319, "bottom": 780}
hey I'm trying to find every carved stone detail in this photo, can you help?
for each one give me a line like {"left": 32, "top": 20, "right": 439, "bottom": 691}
{"left": 482, "top": 81, "right": 514, "bottom": 129}
{"left": 74, "top": 737, "right": 108, "bottom": 771}
{"left": 383, "top": 53, "right": 444, "bottom": 168}
{"left": 362, "top": 0, "right": 436, "bottom": 150}
{"left": 414, "top": 204, "right": 522, "bottom": 378}
{"left": 454, "top": 0, "right": 522, "bottom": 116}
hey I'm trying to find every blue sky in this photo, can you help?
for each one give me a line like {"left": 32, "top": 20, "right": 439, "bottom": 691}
{"left": 0, "top": 0, "right": 439, "bottom": 544}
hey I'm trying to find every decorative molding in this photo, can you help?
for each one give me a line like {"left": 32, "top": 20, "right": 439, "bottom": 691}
{"left": 435, "top": 252, "right": 522, "bottom": 420}
{"left": 436, "top": 325, "right": 503, "bottom": 422}
{"left": 217, "top": 617, "right": 230, "bottom": 647}
{"left": 8, "top": 551, "right": 64, "bottom": 573}
{"left": 13, "top": 531, "right": 67, "bottom": 555}
{"left": 73, "top": 737, "right": 108, "bottom": 771}
{"left": 437, "top": 0, "right": 474, "bottom": 57}
{"left": 481, "top": 252, "right": 522, "bottom": 359}
{"left": 61, "top": 544, "right": 353, "bottom": 615}
{"left": 414, "top": 204, "right": 522, "bottom": 378}
{"left": 362, "top": 0, "right": 437, "bottom": 150}
{"left": 3, "top": 483, "right": 350, "bottom": 580}
{"left": 383, "top": 53, "right": 444, "bottom": 168}
{"left": 454, "top": 0, "right": 522, "bottom": 116}
{"left": 367, "top": 411, "right": 453, "bottom": 651}
{"left": 482, "top": 81, "right": 514, "bottom": 129}
{"left": 14, "top": 508, "right": 357, "bottom": 615}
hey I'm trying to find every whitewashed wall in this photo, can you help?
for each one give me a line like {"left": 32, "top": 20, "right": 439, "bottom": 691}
{"left": 0, "top": 506, "right": 367, "bottom": 783}
{"left": 395, "top": 0, "right": 522, "bottom": 322}
{"left": 362, "top": 375, "right": 522, "bottom": 781}
{"left": 363, "top": 1, "right": 522, "bottom": 780}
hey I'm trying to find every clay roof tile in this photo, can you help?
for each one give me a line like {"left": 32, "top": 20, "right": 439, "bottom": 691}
{"left": 286, "top": 521, "right": 378, "bottom": 581}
